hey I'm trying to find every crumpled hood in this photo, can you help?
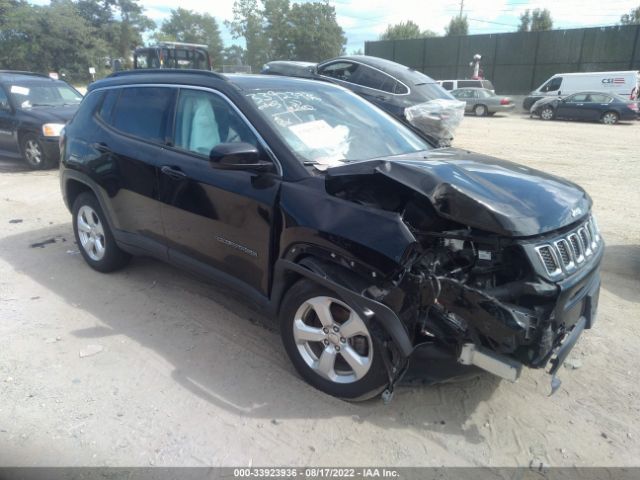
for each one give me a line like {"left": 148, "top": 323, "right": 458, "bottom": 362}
{"left": 19, "top": 104, "right": 78, "bottom": 124}
{"left": 325, "top": 148, "right": 592, "bottom": 237}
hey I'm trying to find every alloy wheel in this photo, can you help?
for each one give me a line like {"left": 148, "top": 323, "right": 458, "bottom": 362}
{"left": 540, "top": 107, "right": 554, "bottom": 120}
{"left": 474, "top": 105, "right": 487, "bottom": 116}
{"left": 24, "top": 139, "right": 43, "bottom": 166}
{"left": 292, "top": 296, "right": 373, "bottom": 384}
{"left": 77, "top": 205, "right": 106, "bottom": 261}
{"left": 602, "top": 112, "right": 618, "bottom": 125}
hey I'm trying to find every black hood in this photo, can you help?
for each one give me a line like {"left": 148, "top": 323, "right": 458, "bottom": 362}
{"left": 325, "top": 148, "right": 592, "bottom": 237}
{"left": 18, "top": 104, "right": 78, "bottom": 124}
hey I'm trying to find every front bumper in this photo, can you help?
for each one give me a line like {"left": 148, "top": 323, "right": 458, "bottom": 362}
{"left": 39, "top": 136, "right": 61, "bottom": 163}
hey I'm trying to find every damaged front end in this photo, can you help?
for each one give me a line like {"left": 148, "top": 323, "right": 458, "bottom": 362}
{"left": 320, "top": 156, "right": 603, "bottom": 398}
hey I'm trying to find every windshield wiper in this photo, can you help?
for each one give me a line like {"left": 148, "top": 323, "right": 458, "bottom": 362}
{"left": 30, "top": 103, "right": 57, "bottom": 107}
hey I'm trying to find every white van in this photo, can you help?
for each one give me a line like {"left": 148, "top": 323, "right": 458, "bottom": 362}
{"left": 523, "top": 70, "right": 640, "bottom": 109}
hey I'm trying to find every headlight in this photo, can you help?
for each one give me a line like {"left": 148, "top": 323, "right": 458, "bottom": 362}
{"left": 42, "top": 123, "right": 65, "bottom": 137}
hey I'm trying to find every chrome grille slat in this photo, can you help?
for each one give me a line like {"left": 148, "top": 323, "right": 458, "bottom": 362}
{"left": 534, "top": 217, "right": 600, "bottom": 277}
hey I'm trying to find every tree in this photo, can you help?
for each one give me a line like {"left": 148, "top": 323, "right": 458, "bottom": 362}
{"left": 222, "top": 45, "right": 247, "bottom": 66}
{"left": 380, "top": 20, "right": 436, "bottom": 40}
{"left": 0, "top": 0, "right": 109, "bottom": 82}
{"left": 287, "top": 1, "right": 346, "bottom": 61}
{"left": 226, "top": 0, "right": 346, "bottom": 70}
{"left": 445, "top": 15, "right": 468, "bottom": 36}
{"left": 154, "top": 8, "right": 223, "bottom": 67}
{"left": 518, "top": 10, "right": 530, "bottom": 32}
{"left": 518, "top": 8, "right": 553, "bottom": 31}
{"left": 75, "top": 0, "right": 154, "bottom": 68}
{"left": 350, "top": 48, "right": 363, "bottom": 56}
{"left": 620, "top": 5, "right": 640, "bottom": 25}
{"left": 226, "top": 0, "right": 270, "bottom": 72}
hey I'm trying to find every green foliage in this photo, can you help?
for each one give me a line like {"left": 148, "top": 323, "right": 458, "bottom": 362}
{"left": 518, "top": 8, "right": 553, "bottom": 31}
{"left": 154, "top": 8, "right": 224, "bottom": 67}
{"left": 445, "top": 15, "right": 468, "bottom": 36}
{"left": 0, "top": 0, "right": 154, "bottom": 80}
{"left": 222, "top": 45, "right": 247, "bottom": 66}
{"left": 620, "top": 5, "right": 640, "bottom": 25}
{"left": 379, "top": 21, "right": 436, "bottom": 40}
{"left": 226, "top": 0, "right": 346, "bottom": 71}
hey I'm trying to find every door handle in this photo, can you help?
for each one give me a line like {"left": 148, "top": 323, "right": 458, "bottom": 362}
{"left": 160, "top": 165, "right": 187, "bottom": 180}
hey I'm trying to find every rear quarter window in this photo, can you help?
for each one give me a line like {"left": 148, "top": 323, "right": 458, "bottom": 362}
{"left": 110, "top": 87, "right": 175, "bottom": 143}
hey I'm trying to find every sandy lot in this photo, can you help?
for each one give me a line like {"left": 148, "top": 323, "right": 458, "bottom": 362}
{"left": 0, "top": 114, "right": 638, "bottom": 467}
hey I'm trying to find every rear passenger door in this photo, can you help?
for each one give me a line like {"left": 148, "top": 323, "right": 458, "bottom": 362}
{"left": 95, "top": 86, "right": 175, "bottom": 252}
{"left": 158, "top": 88, "right": 281, "bottom": 297}
{"left": 584, "top": 94, "right": 612, "bottom": 121}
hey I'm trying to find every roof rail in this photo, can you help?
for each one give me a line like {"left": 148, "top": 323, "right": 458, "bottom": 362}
{"left": 0, "top": 70, "right": 51, "bottom": 78}
{"left": 108, "top": 69, "right": 227, "bottom": 81}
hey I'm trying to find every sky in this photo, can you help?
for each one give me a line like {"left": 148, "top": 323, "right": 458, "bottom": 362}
{"left": 31, "top": 0, "right": 640, "bottom": 53}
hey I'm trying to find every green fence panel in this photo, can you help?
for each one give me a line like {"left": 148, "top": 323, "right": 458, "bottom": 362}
{"left": 536, "top": 29, "right": 584, "bottom": 64}
{"left": 581, "top": 26, "right": 636, "bottom": 64}
{"left": 365, "top": 41, "right": 394, "bottom": 60}
{"left": 492, "top": 65, "right": 536, "bottom": 93}
{"left": 394, "top": 38, "right": 425, "bottom": 69}
{"left": 365, "top": 26, "right": 640, "bottom": 94}
{"left": 495, "top": 32, "right": 537, "bottom": 64}
{"left": 424, "top": 36, "right": 460, "bottom": 66}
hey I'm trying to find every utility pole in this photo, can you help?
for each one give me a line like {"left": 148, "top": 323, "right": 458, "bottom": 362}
{"left": 459, "top": 0, "right": 464, "bottom": 18}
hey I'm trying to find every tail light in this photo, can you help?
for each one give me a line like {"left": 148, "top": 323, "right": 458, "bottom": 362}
{"left": 628, "top": 103, "right": 638, "bottom": 112}
{"left": 500, "top": 98, "right": 511, "bottom": 105}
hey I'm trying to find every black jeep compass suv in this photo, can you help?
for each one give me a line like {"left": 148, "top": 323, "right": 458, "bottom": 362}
{"left": 59, "top": 70, "right": 603, "bottom": 400}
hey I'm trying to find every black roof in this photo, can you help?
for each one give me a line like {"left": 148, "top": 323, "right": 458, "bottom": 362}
{"left": 90, "top": 69, "right": 341, "bottom": 92}
{"left": 320, "top": 55, "right": 438, "bottom": 85}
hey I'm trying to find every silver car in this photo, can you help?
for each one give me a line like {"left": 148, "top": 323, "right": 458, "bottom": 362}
{"left": 451, "top": 87, "right": 515, "bottom": 116}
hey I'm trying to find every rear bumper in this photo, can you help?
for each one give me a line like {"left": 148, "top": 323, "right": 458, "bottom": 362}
{"left": 490, "top": 104, "right": 515, "bottom": 113}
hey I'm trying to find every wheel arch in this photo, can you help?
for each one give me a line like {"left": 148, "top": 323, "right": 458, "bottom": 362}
{"left": 272, "top": 256, "right": 414, "bottom": 358}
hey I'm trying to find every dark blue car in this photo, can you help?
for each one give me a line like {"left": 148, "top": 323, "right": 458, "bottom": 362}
{"left": 530, "top": 91, "right": 639, "bottom": 124}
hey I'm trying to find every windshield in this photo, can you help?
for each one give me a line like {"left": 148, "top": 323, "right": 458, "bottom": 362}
{"left": 9, "top": 82, "right": 82, "bottom": 108}
{"left": 245, "top": 86, "right": 430, "bottom": 168}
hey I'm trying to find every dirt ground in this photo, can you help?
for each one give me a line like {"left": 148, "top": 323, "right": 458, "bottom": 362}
{"left": 0, "top": 114, "right": 638, "bottom": 467}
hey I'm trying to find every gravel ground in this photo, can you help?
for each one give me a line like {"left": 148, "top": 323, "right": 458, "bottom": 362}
{"left": 0, "top": 114, "right": 638, "bottom": 467}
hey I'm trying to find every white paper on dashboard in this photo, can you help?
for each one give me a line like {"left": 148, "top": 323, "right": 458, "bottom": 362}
{"left": 10, "top": 85, "right": 30, "bottom": 95}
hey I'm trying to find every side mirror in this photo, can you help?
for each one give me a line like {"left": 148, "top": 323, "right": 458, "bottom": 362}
{"left": 209, "top": 142, "right": 274, "bottom": 172}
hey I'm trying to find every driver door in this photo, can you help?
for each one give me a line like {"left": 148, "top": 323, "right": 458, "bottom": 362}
{"left": 0, "top": 86, "right": 18, "bottom": 155}
{"left": 158, "top": 88, "right": 281, "bottom": 296}
{"left": 556, "top": 93, "right": 589, "bottom": 120}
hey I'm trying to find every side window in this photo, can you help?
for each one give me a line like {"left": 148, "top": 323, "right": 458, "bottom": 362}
{"left": 542, "top": 77, "right": 562, "bottom": 92}
{"left": 352, "top": 65, "right": 388, "bottom": 91}
{"left": 97, "top": 89, "right": 120, "bottom": 124}
{"left": 566, "top": 93, "right": 588, "bottom": 103}
{"left": 588, "top": 94, "right": 611, "bottom": 103}
{"left": 0, "top": 87, "right": 9, "bottom": 109}
{"left": 454, "top": 89, "right": 473, "bottom": 99}
{"left": 458, "top": 80, "right": 478, "bottom": 88}
{"left": 318, "top": 62, "right": 359, "bottom": 82}
{"left": 174, "top": 89, "right": 257, "bottom": 157}
{"left": 111, "top": 87, "right": 175, "bottom": 143}
{"left": 442, "top": 81, "right": 454, "bottom": 90}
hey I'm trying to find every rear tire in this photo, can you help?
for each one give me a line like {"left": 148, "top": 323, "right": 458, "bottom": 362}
{"left": 280, "top": 279, "right": 388, "bottom": 401}
{"left": 601, "top": 111, "right": 619, "bottom": 125}
{"left": 20, "top": 133, "right": 50, "bottom": 170}
{"left": 72, "top": 192, "right": 131, "bottom": 273}
{"left": 474, "top": 104, "right": 488, "bottom": 117}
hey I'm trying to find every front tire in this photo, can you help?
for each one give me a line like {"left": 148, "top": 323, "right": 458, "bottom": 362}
{"left": 601, "top": 111, "right": 619, "bottom": 125}
{"left": 20, "top": 133, "right": 49, "bottom": 169}
{"left": 540, "top": 106, "right": 554, "bottom": 121}
{"left": 280, "top": 279, "right": 388, "bottom": 401}
{"left": 72, "top": 192, "right": 131, "bottom": 273}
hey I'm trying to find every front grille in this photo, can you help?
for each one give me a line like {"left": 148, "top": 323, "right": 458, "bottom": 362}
{"left": 538, "top": 246, "right": 560, "bottom": 275}
{"left": 535, "top": 217, "right": 601, "bottom": 277}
